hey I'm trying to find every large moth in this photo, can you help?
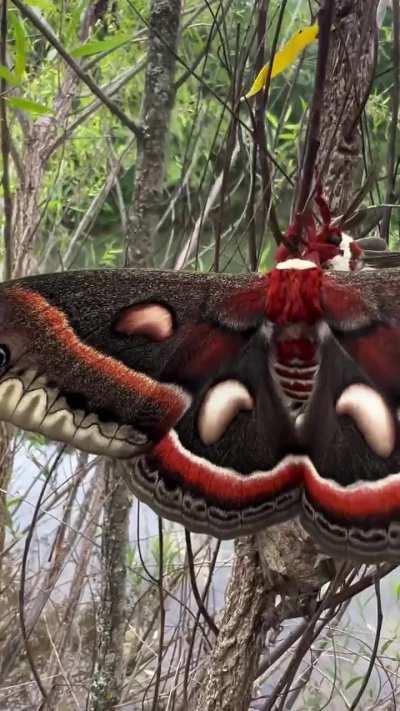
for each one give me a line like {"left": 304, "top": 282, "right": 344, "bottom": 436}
{"left": 0, "top": 197, "right": 399, "bottom": 562}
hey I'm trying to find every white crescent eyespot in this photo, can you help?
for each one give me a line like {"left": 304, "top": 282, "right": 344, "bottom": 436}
{"left": 336, "top": 383, "right": 395, "bottom": 458}
{"left": 198, "top": 379, "right": 254, "bottom": 445}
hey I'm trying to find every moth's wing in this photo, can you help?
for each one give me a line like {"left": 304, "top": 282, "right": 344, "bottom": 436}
{"left": 0, "top": 268, "right": 262, "bottom": 459}
{"left": 321, "top": 268, "right": 400, "bottom": 397}
{"left": 0, "top": 268, "right": 305, "bottom": 537}
{"left": 130, "top": 329, "right": 303, "bottom": 538}
{"left": 298, "top": 269, "right": 400, "bottom": 561}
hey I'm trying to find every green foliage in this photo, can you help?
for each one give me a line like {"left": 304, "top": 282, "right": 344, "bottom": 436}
{"left": 0, "top": 0, "right": 397, "bottom": 268}
{"left": 7, "top": 96, "right": 51, "bottom": 114}
{"left": 70, "top": 33, "right": 133, "bottom": 58}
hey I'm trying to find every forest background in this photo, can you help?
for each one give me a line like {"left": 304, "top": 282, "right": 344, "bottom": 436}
{"left": 0, "top": 0, "right": 399, "bottom": 709}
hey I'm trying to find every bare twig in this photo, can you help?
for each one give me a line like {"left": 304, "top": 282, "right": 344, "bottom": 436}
{"left": 295, "top": 0, "right": 334, "bottom": 214}
{"left": 349, "top": 577, "right": 383, "bottom": 710}
{"left": 185, "top": 530, "right": 219, "bottom": 636}
{"left": 19, "top": 450, "right": 65, "bottom": 704}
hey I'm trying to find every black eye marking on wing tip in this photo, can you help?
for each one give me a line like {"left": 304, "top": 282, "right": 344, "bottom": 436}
{"left": 0, "top": 344, "right": 10, "bottom": 372}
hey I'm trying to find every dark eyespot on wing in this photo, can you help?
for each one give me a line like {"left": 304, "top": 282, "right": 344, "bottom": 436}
{"left": 0, "top": 344, "right": 10, "bottom": 371}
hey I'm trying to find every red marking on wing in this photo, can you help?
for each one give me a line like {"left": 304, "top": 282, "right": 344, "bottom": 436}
{"left": 153, "top": 432, "right": 400, "bottom": 520}
{"left": 8, "top": 287, "right": 187, "bottom": 426}
{"left": 220, "top": 278, "right": 266, "bottom": 325}
{"left": 304, "top": 469, "right": 400, "bottom": 520}
{"left": 166, "top": 323, "right": 244, "bottom": 380}
{"left": 321, "top": 275, "right": 368, "bottom": 324}
{"left": 265, "top": 268, "right": 323, "bottom": 325}
{"left": 152, "top": 432, "right": 304, "bottom": 506}
{"left": 340, "top": 325, "right": 400, "bottom": 391}
{"left": 114, "top": 303, "right": 174, "bottom": 341}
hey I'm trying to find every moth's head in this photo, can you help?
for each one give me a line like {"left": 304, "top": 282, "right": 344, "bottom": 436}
{"left": 275, "top": 184, "right": 365, "bottom": 273}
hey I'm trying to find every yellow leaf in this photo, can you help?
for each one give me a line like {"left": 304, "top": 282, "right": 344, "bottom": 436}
{"left": 244, "top": 23, "right": 319, "bottom": 99}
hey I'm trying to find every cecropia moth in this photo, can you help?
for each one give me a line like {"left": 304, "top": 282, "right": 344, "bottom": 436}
{"left": 0, "top": 195, "right": 399, "bottom": 562}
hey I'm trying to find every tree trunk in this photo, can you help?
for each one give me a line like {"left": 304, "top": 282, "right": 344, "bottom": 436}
{"left": 194, "top": 537, "right": 268, "bottom": 711}
{"left": 87, "top": 461, "right": 133, "bottom": 711}
{"left": 126, "top": 0, "right": 182, "bottom": 267}
{"left": 194, "top": 525, "right": 332, "bottom": 711}
{"left": 316, "top": 0, "right": 379, "bottom": 213}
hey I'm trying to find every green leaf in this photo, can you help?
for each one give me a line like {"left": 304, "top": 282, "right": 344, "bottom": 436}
{"left": 380, "top": 637, "right": 394, "bottom": 655}
{"left": 6, "top": 496, "right": 23, "bottom": 509}
{"left": 10, "top": 13, "right": 26, "bottom": 80}
{"left": 346, "top": 676, "right": 364, "bottom": 690}
{"left": 0, "top": 64, "right": 19, "bottom": 85}
{"left": 70, "top": 33, "right": 131, "bottom": 58}
{"left": 27, "top": 0, "right": 56, "bottom": 11}
{"left": 7, "top": 96, "right": 52, "bottom": 115}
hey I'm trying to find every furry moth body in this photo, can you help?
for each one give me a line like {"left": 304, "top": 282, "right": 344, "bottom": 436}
{"left": 1, "top": 258, "right": 400, "bottom": 561}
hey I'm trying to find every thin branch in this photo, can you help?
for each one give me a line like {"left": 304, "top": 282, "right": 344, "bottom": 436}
{"left": 45, "top": 61, "right": 146, "bottom": 159}
{"left": 295, "top": 0, "right": 334, "bottom": 214}
{"left": 151, "top": 518, "right": 165, "bottom": 711}
{"left": 349, "top": 577, "right": 383, "bottom": 710}
{"left": 19, "top": 450, "right": 65, "bottom": 704}
{"left": 185, "top": 530, "right": 219, "bottom": 636}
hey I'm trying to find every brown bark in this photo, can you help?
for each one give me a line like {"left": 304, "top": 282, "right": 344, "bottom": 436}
{"left": 194, "top": 525, "right": 332, "bottom": 711}
{"left": 126, "top": 0, "right": 182, "bottom": 267}
{"left": 316, "top": 0, "right": 379, "bottom": 213}
{"left": 87, "top": 461, "right": 133, "bottom": 711}
{"left": 194, "top": 537, "right": 268, "bottom": 711}
{"left": 11, "top": 86, "right": 75, "bottom": 278}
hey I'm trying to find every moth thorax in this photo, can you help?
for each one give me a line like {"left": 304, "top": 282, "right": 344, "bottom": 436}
{"left": 271, "top": 323, "right": 320, "bottom": 409}
{"left": 265, "top": 264, "right": 323, "bottom": 325}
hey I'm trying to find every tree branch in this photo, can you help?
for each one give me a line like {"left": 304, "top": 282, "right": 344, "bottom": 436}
{"left": 295, "top": 0, "right": 335, "bottom": 215}
{"left": 11, "top": 0, "right": 143, "bottom": 141}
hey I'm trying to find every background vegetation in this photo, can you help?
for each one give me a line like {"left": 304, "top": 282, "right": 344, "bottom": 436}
{"left": 0, "top": 0, "right": 399, "bottom": 709}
